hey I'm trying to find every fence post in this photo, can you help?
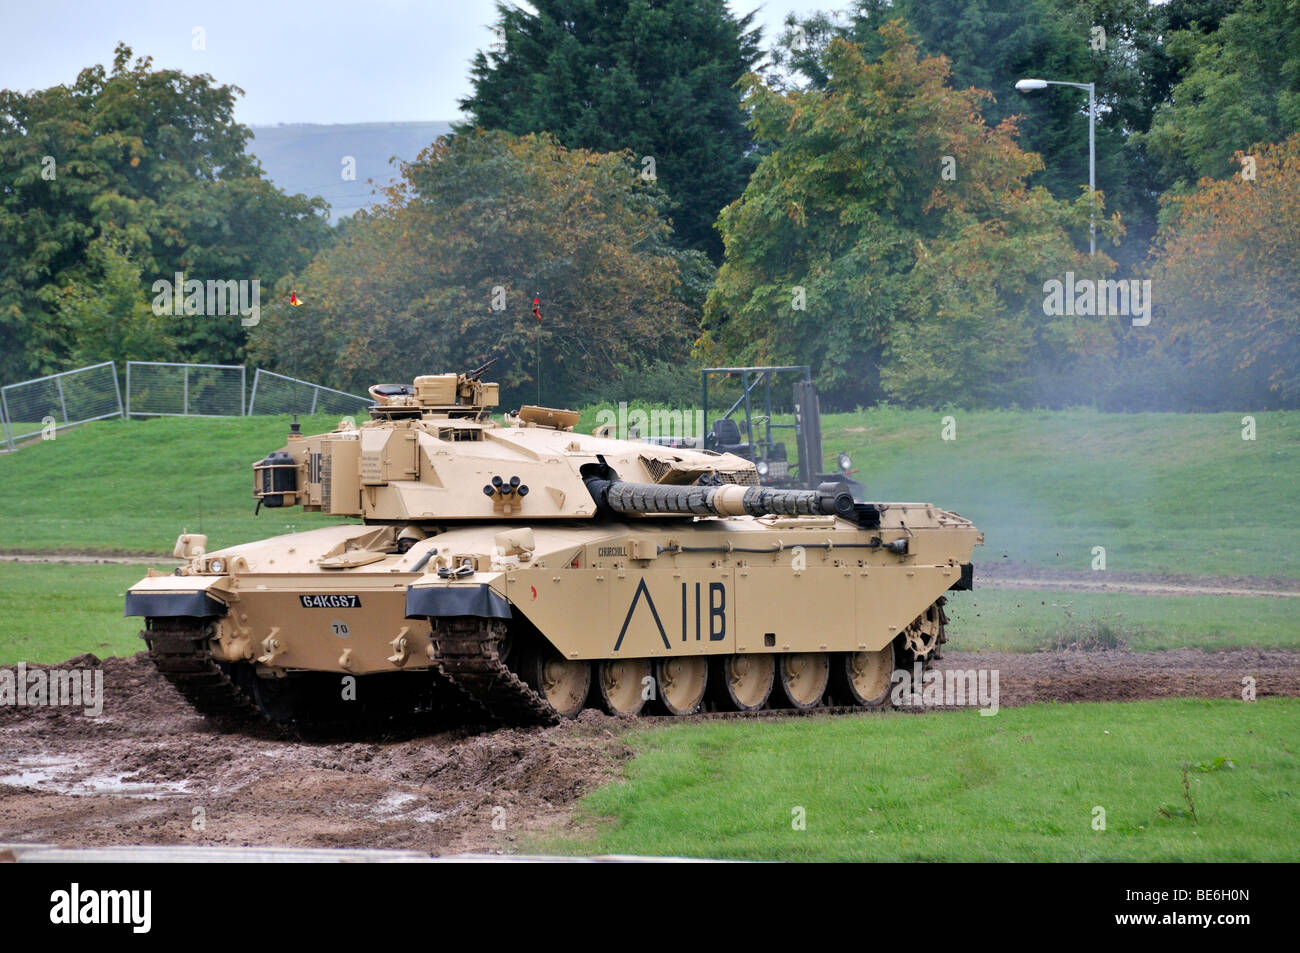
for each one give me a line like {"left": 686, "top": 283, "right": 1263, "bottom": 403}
{"left": 123, "top": 362, "right": 130, "bottom": 419}
{"left": 239, "top": 365, "right": 247, "bottom": 416}
{"left": 248, "top": 369, "right": 260, "bottom": 416}
{"left": 2, "top": 361, "right": 141, "bottom": 448}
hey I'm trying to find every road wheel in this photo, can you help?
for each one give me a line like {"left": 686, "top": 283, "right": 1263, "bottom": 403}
{"left": 520, "top": 646, "right": 590, "bottom": 718}
{"left": 834, "top": 649, "right": 893, "bottom": 707}
{"left": 776, "top": 653, "right": 829, "bottom": 709}
{"left": 654, "top": 657, "right": 709, "bottom": 715}
{"left": 597, "top": 658, "right": 651, "bottom": 716}
{"left": 711, "top": 654, "right": 774, "bottom": 711}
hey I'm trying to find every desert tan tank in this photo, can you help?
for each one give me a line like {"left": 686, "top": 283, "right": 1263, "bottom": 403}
{"left": 126, "top": 364, "right": 982, "bottom": 726}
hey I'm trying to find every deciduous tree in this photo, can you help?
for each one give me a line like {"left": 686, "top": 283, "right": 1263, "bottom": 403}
{"left": 0, "top": 45, "right": 330, "bottom": 381}
{"left": 249, "top": 130, "right": 707, "bottom": 408}
{"left": 1141, "top": 0, "right": 1300, "bottom": 189}
{"left": 1147, "top": 134, "right": 1300, "bottom": 406}
{"left": 704, "top": 25, "right": 1107, "bottom": 408}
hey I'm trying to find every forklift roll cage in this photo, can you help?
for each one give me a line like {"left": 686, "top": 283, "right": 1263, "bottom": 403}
{"left": 701, "top": 365, "right": 837, "bottom": 492}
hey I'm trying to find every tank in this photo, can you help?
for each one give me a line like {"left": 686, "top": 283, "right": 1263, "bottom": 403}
{"left": 126, "top": 365, "right": 983, "bottom": 726}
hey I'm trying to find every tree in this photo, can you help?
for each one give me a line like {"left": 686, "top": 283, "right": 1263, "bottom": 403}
{"left": 248, "top": 130, "right": 708, "bottom": 408}
{"left": 773, "top": 0, "right": 1170, "bottom": 269}
{"left": 55, "top": 230, "right": 174, "bottom": 366}
{"left": 0, "top": 44, "right": 331, "bottom": 381}
{"left": 1146, "top": 134, "right": 1300, "bottom": 407}
{"left": 1140, "top": 0, "right": 1300, "bottom": 189}
{"left": 704, "top": 24, "right": 1109, "bottom": 408}
{"left": 458, "top": 0, "right": 762, "bottom": 261}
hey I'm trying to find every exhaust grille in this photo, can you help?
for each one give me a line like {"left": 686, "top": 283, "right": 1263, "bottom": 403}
{"left": 640, "top": 455, "right": 671, "bottom": 483}
{"left": 718, "top": 469, "right": 759, "bottom": 486}
{"left": 639, "top": 453, "right": 759, "bottom": 486}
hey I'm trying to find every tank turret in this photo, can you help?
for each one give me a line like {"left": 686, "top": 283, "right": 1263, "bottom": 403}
{"left": 252, "top": 367, "right": 760, "bottom": 522}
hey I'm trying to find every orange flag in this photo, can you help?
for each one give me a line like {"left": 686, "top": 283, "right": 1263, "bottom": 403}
{"left": 532, "top": 296, "right": 541, "bottom": 322}
{"left": 289, "top": 292, "right": 304, "bottom": 307}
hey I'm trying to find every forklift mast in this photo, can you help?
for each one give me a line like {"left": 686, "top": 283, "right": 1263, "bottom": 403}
{"left": 792, "top": 378, "right": 823, "bottom": 492}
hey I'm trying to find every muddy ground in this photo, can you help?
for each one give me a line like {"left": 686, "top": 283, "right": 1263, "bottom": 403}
{"left": 1, "top": 648, "right": 1297, "bottom": 855}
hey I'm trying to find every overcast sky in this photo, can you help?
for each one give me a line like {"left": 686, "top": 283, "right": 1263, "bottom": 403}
{"left": 0, "top": 0, "right": 834, "bottom": 126}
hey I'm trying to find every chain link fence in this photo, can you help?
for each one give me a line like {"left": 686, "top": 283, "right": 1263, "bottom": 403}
{"left": 1, "top": 362, "right": 123, "bottom": 451}
{"left": 248, "top": 369, "right": 371, "bottom": 417}
{"left": 126, "top": 362, "right": 246, "bottom": 417}
{"left": 1, "top": 362, "right": 372, "bottom": 451}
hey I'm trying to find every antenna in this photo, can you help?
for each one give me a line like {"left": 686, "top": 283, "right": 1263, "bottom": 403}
{"left": 533, "top": 295, "right": 542, "bottom": 403}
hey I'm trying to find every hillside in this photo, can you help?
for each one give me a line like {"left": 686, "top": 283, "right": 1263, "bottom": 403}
{"left": 249, "top": 121, "right": 453, "bottom": 223}
{"left": 821, "top": 408, "right": 1300, "bottom": 579}
{"left": 0, "top": 414, "right": 349, "bottom": 554}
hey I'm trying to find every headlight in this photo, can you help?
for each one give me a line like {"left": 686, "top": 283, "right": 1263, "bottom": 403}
{"left": 837, "top": 451, "right": 852, "bottom": 471}
{"left": 756, "top": 460, "right": 770, "bottom": 477}
{"left": 208, "top": 558, "right": 225, "bottom": 574}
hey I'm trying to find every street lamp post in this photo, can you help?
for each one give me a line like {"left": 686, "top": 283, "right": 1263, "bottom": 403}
{"left": 1015, "top": 77, "right": 1096, "bottom": 255}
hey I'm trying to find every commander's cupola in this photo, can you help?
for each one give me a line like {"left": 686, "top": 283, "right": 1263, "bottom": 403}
{"left": 368, "top": 371, "right": 500, "bottom": 422}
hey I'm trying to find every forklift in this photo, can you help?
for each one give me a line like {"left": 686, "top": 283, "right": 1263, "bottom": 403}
{"left": 701, "top": 366, "right": 862, "bottom": 498}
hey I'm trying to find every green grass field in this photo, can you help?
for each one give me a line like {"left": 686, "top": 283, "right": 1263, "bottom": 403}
{"left": 541, "top": 699, "right": 1300, "bottom": 861}
{"left": 3, "top": 408, "right": 1294, "bottom": 579}
{"left": 0, "top": 562, "right": 149, "bottom": 663}
{"left": 821, "top": 407, "right": 1300, "bottom": 579}
{"left": 0, "top": 413, "right": 349, "bottom": 554}
{"left": 2, "top": 408, "right": 1292, "bottom": 864}
{"left": 946, "top": 588, "right": 1300, "bottom": 652}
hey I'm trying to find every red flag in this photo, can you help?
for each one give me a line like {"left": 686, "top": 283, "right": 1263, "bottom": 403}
{"left": 532, "top": 296, "right": 542, "bottom": 322}
{"left": 289, "top": 292, "right": 304, "bottom": 307}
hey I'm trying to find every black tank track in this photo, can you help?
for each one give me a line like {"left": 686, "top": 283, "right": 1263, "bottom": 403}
{"left": 144, "top": 616, "right": 944, "bottom": 730}
{"left": 141, "top": 618, "right": 258, "bottom": 720}
{"left": 143, "top": 618, "right": 468, "bottom": 728}
{"left": 426, "top": 617, "right": 560, "bottom": 727}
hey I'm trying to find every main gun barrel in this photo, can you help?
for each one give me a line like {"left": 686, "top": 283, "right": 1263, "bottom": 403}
{"left": 585, "top": 479, "right": 856, "bottom": 520}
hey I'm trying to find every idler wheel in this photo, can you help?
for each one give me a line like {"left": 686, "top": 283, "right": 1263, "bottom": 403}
{"left": 899, "top": 599, "right": 948, "bottom": 666}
